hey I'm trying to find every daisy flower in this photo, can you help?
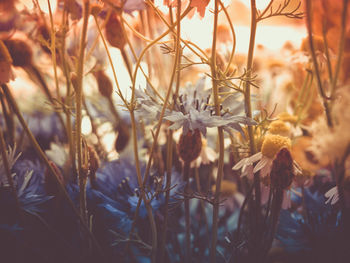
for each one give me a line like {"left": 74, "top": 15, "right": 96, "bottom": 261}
{"left": 233, "top": 134, "right": 292, "bottom": 179}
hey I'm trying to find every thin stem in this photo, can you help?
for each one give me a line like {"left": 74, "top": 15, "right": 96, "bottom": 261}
{"left": 0, "top": 126, "right": 20, "bottom": 211}
{"left": 74, "top": 0, "right": 90, "bottom": 224}
{"left": 244, "top": 0, "right": 263, "bottom": 256}
{"left": 322, "top": 23, "right": 333, "bottom": 82}
{"left": 194, "top": 166, "right": 210, "bottom": 238}
{"left": 128, "top": 5, "right": 192, "bottom": 239}
{"left": 121, "top": 47, "right": 133, "bottom": 81}
{"left": 129, "top": 111, "right": 157, "bottom": 263}
{"left": 245, "top": 0, "right": 257, "bottom": 155}
{"left": 210, "top": 1, "right": 225, "bottom": 263}
{"left": 146, "top": 0, "right": 208, "bottom": 61}
{"left": 47, "top": 0, "right": 60, "bottom": 99}
{"left": 184, "top": 161, "right": 191, "bottom": 263}
{"left": 120, "top": 15, "right": 165, "bottom": 103}
{"left": 93, "top": 15, "right": 127, "bottom": 105}
{"left": 0, "top": 91, "right": 15, "bottom": 146}
{"left": 331, "top": 0, "right": 349, "bottom": 95}
{"left": 305, "top": 0, "right": 333, "bottom": 127}
{"left": 159, "top": 3, "right": 182, "bottom": 261}
{"left": 219, "top": 1, "right": 237, "bottom": 75}
{"left": 58, "top": 3, "right": 75, "bottom": 172}
{"left": 1, "top": 84, "right": 104, "bottom": 258}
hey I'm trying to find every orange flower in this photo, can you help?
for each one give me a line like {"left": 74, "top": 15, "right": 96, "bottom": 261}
{"left": 190, "top": 0, "right": 210, "bottom": 18}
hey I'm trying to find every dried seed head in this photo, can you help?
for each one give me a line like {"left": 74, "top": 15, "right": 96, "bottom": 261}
{"left": 178, "top": 129, "right": 202, "bottom": 163}
{"left": 4, "top": 39, "right": 33, "bottom": 67}
{"left": 90, "top": 3, "right": 103, "bottom": 17}
{"left": 105, "top": 13, "right": 126, "bottom": 50}
{"left": 115, "top": 124, "right": 130, "bottom": 153}
{"left": 270, "top": 148, "right": 294, "bottom": 190}
{"left": 94, "top": 70, "right": 113, "bottom": 98}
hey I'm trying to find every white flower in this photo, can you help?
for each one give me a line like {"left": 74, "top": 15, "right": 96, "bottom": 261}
{"left": 232, "top": 152, "right": 262, "bottom": 179}
{"left": 325, "top": 186, "right": 339, "bottom": 205}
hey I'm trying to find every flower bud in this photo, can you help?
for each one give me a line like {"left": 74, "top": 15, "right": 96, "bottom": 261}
{"left": 90, "top": 3, "right": 103, "bottom": 17}
{"left": 105, "top": 13, "right": 126, "bottom": 50}
{"left": 115, "top": 123, "right": 130, "bottom": 153}
{"left": 4, "top": 39, "right": 33, "bottom": 67}
{"left": 178, "top": 129, "right": 202, "bottom": 163}
{"left": 94, "top": 70, "right": 113, "bottom": 98}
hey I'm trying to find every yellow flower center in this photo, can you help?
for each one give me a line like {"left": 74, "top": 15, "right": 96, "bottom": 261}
{"left": 268, "top": 120, "right": 290, "bottom": 136}
{"left": 261, "top": 134, "right": 291, "bottom": 159}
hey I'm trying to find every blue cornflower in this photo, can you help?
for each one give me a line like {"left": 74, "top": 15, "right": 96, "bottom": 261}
{"left": 93, "top": 160, "right": 182, "bottom": 219}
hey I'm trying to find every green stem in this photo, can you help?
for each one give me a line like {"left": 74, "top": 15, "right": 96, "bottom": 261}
{"left": 0, "top": 126, "right": 20, "bottom": 211}
{"left": 184, "top": 161, "right": 191, "bottom": 263}
{"left": 245, "top": 0, "right": 263, "bottom": 255}
{"left": 58, "top": 3, "right": 75, "bottom": 172}
{"left": 210, "top": 1, "right": 225, "bottom": 263}
{"left": 127, "top": 3, "right": 191, "bottom": 241}
{"left": 159, "top": 3, "right": 182, "bottom": 261}
{"left": 245, "top": 0, "right": 257, "bottom": 155}
{"left": 74, "top": 0, "right": 90, "bottom": 224}
{"left": 129, "top": 111, "right": 157, "bottom": 263}
{"left": 0, "top": 91, "right": 15, "bottom": 146}
{"left": 331, "top": 0, "right": 348, "bottom": 95}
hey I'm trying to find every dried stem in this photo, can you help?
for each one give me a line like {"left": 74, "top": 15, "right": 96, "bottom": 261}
{"left": 184, "top": 161, "right": 191, "bottom": 263}
{"left": 305, "top": 0, "right": 333, "bottom": 127}
{"left": 1, "top": 84, "right": 104, "bottom": 258}
{"left": 74, "top": 0, "right": 90, "bottom": 224}
{"left": 210, "top": 1, "right": 225, "bottom": 262}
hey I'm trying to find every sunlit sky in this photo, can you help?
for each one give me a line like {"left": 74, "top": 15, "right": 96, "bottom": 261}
{"left": 27, "top": 0, "right": 306, "bottom": 53}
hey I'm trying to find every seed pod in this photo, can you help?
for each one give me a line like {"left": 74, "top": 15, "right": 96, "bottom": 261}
{"left": 4, "top": 39, "right": 33, "bottom": 67}
{"left": 94, "top": 70, "right": 113, "bottom": 98}
{"left": 178, "top": 129, "right": 202, "bottom": 163}
{"left": 105, "top": 13, "right": 126, "bottom": 50}
{"left": 115, "top": 123, "right": 130, "bottom": 153}
{"left": 90, "top": 3, "right": 103, "bottom": 17}
{"left": 270, "top": 148, "right": 294, "bottom": 190}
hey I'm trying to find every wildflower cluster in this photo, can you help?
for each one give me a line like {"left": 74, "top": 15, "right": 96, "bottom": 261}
{"left": 0, "top": 0, "right": 349, "bottom": 262}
